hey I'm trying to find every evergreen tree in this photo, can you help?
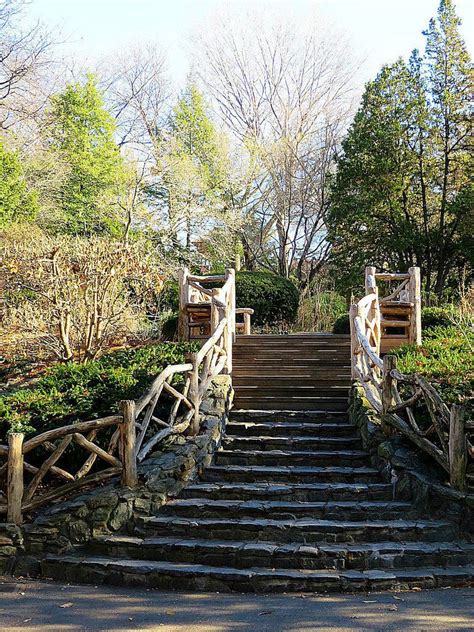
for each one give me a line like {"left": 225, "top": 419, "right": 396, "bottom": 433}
{"left": 328, "top": 0, "right": 472, "bottom": 300}
{"left": 48, "top": 74, "right": 125, "bottom": 235}
{"left": 0, "top": 140, "right": 38, "bottom": 226}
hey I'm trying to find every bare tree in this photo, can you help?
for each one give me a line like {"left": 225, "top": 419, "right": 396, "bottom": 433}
{"left": 193, "top": 6, "right": 358, "bottom": 284}
{"left": 0, "top": 0, "right": 55, "bottom": 129}
{"left": 99, "top": 44, "right": 169, "bottom": 155}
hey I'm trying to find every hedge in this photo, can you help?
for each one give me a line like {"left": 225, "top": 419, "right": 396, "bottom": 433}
{"left": 234, "top": 271, "right": 299, "bottom": 325}
{"left": 0, "top": 342, "right": 197, "bottom": 441}
{"left": 159, "top": 271, "right": 299, "bottom": 327}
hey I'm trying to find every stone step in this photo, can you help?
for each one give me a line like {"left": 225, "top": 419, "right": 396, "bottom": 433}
{"left": 234, "top": 386, "right": 351, "bottom": 396}
{"left": 232, "top": 397, "right": 348, "bottom": 412}
{"left": 222, "top": 435, "right": 362, "bottom": 451}
{"left": 180, "top": 481, "right": 395, "bottom": 502}
{"left": 202, "top": 465, "right": 383, "bottom": 484}
{"left": 88, "top": 535, "right": 474, "bottom": 572}
{"left": 232, "top": 377, "right": 352, "bottom": 387}
{"left": 225, "top": 421, "right": 357, "bottom": 437}
{"left": 159, "top": 499, "right": 415, "bottom": 521}
{"left": 230, "top": 410, "right": 349, "bottom": 423}
{"left": 139, "top": 515, "right": 458, "bottom": 544}
{"left": 215, "top": 449, "right": 370, "bottom": 467}
{"left": 42, "top": 554, "right": 474, "bottom": 592}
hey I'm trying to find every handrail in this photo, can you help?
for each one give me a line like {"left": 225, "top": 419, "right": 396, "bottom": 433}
{"left": 0, "top": 269, "right": 237, "bottom": 524}
{"left": 350, "top": 269, "right": 470, "bottom": 491}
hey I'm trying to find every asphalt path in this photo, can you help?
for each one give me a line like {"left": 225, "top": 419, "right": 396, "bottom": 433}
{"left": 0, "top": 577, "right": 473, "bottom": 631}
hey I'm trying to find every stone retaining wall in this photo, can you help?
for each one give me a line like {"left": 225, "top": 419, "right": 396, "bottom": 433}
{"left": 0, "top": 375, "right": 233, "bottom": 575}
{"left": 349, "top": 384, "right": 474, "bottom": 533}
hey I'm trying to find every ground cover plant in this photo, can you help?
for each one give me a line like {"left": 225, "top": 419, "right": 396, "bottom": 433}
{"left": 0, "top": 341, "right": 197, "bottom": 441}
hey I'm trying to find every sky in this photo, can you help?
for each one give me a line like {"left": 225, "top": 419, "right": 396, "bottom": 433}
{"left": 29, "top": 0, "right": 474, "bottom": 89}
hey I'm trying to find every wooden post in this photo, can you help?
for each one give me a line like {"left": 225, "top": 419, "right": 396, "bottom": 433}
{"left": 382, "top": 355, "right": 397, "bottom": 415}
{"left": 178, "top": 267, "right": 189, "bottom": 341}
{"left": 186, "top": 352, "right": 200, "bottom": 435}
{"left": 408, "top": 266, "right": 422, "bottom": 346}
{"left": 225, "top": 268, "right": 235, "bottom": 374}
{"left": 7, "top": 433, "right": 24, "bottom": 525}
{"left": 449, "top": 405, "right": 467, "bottom": 491}
{"left": 349, "top": 304, "right": 358, "bottom": 380}
{"left": 243, "top": 311, "right": 251, "bottom": 335}
{"left": 210, "top": 288, "right": 220, "bottom": 334}
{"left": 365, "top": 265, "right": 377, "bottom": 294}
{"left": 119, "top": 400, "right": 137, "bottom": 488}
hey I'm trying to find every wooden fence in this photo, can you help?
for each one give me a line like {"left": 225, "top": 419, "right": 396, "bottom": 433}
{"left": 351, "top": 267, "right": 472, "bottom": 490}
{"left": 0, "top": 269, "right": 236, "bottom": 525}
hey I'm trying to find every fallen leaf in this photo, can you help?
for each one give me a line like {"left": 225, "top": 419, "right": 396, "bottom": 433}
{"left": 23, "top": 620, "right": 32, "bottom": 623}
{"left": 393, "top": 596, "right": 404, "bottom": 601}
{"left": 59, "top": 602, "right": 73, "bottom": 608}
{"left": 258, "top": 611, "right": 273, "bottom": 616}
{"left": 388, "top": 605, "right": 398, "bottom": 611}
{"left": 363, "top": 600, "right": 377, "bottom": 603}
{"left": 412, "top": 586, "right": 422, "bottom": 591}
{"left": 165, "top": 611, "right": 176, "bottom": 616}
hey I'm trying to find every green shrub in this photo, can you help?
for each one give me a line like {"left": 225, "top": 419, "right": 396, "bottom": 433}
{"left": 298, "top": 290, "right": 346, "bottom": 332}
{"left": 158, "top": 271, "right": 299, "bottom": 326}
{"left": 394, "top": 326, "right": 473, "bottom": 410}
{"left": 332, "top": 313, "right": 350, "bottom": 334}
{"left": 235, "top": 271, "right": 299, "bottom": 325}
{"left": 0, "top": 342, "right": 197, "bottom": 441}
{"left": 421, "top": 306, "right": 456, "bottom": 330}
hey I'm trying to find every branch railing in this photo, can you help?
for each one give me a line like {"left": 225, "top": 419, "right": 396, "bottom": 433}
{"left": 0, "top": 269, "right": 236, "bottom": 524}
{"left": 350, "top": 269, "right": 471, "bottom": 491}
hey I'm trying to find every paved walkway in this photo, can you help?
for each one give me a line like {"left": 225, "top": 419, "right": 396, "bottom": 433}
{"left": 0, "top": 578, "right": 473, "bottom": 631}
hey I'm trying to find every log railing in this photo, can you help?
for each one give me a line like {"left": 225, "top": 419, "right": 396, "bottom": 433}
{"left": 0, "top": 269, "right": 236, "bottom": 524}
{"left": 351, "top": 268, "right": 471, "bottom": 491}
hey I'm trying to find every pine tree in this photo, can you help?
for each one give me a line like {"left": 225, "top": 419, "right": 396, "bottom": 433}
{"left": 48, "top": 74, "right": 125, "bottom": 235}
{"left": 328, "top": 0, "right": 472, "bottom": 300}
{"left": 0, "top": 140, "right": 38, "bottom": 226}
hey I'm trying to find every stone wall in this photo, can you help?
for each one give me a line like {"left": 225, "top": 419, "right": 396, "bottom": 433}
{"left": 349, "top": 384, "right": 474, "bottom": 533}
{"left": 0, "top": 375, "right": 233, "bottom": 575}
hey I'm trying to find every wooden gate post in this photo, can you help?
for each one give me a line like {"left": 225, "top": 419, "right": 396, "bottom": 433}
{"left": 449, "top": 405, "right": 467, "bottom": 491}
{"left": 382, "top": 355, "right": 397, "bottom": 415}
{"left": 7, "top": 433, "right": 24, "bottom": 525}
{"left": 408, "top": 266, "right": 422, "bottom": 346}
{"left": 186, "top": 352, "right": 200, "bottom": 435}
{"left": 178, "top": 267, "right": 190, "bottom": 341}
{"left": 119, "top": 400, "right": 138, "bottom": 488}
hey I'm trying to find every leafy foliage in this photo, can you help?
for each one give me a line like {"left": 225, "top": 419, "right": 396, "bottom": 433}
{"left": 235, "top": 271, "right": 299, "bottom": 325}
{"left": 395, "top": 326, "right": 473, "bottom": 410}
{"left": 332, "top": 313, "right": 350, "bottom": 335}
{"left": 328, "top": 0, "right": 472, "bottom": 299}
{"left": 47, "top": 74, "right": 125, "bottom": 235}
{"left": 421, "top": 306, "right": 457, "bottom": 330}
{"left": 0, "top": 140, "right": 38, "bottom": 226}
{"left": 0, "top": 342, "right": 197, "bottom": 440}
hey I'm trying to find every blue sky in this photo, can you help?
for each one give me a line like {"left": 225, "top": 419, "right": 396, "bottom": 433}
{"left": 30, "top": 0, "right": 473, "bottom": 88}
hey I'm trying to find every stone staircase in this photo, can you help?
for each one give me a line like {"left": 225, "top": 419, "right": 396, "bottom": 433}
{"left": 42, "top": 335, "right": 474, "bottom": 592}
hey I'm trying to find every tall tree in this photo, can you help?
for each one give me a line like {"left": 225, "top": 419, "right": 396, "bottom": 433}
{"left": 194, "top": 7, "right": 356, "bottom": 284}
{"left": 0, "top": 139, "right": 38, "bottom": 226}
{"left": 328, "top": 0, "right": 472, "bottom": 300}
{"left": 47, "top": 74, "right": 125, "bottom": 235}
{"left": 158, "top": 84, "right": 227, "bottom": 251}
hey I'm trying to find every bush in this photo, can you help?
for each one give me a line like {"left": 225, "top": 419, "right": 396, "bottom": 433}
{"left": 333, "top": 313, "right": 350, "bottom": 334}
{"left": 235, "top": 271, "right": 299, "bottom": 325}
{"left": 421, "top": 306, "right": 456, "bottom": 330}
{"left": 0, "top": 341, "right": 197, "bottom": 441}
{"left": 394, "top": 326, "right": 473, "bottom": 410}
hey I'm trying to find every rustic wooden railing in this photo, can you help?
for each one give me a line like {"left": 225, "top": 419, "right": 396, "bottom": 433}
{"left": 0, "top": 269, "right": 236, "bottom": 524}
{"left": 350, "top": 268, "right": 472, "bottom": 491}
